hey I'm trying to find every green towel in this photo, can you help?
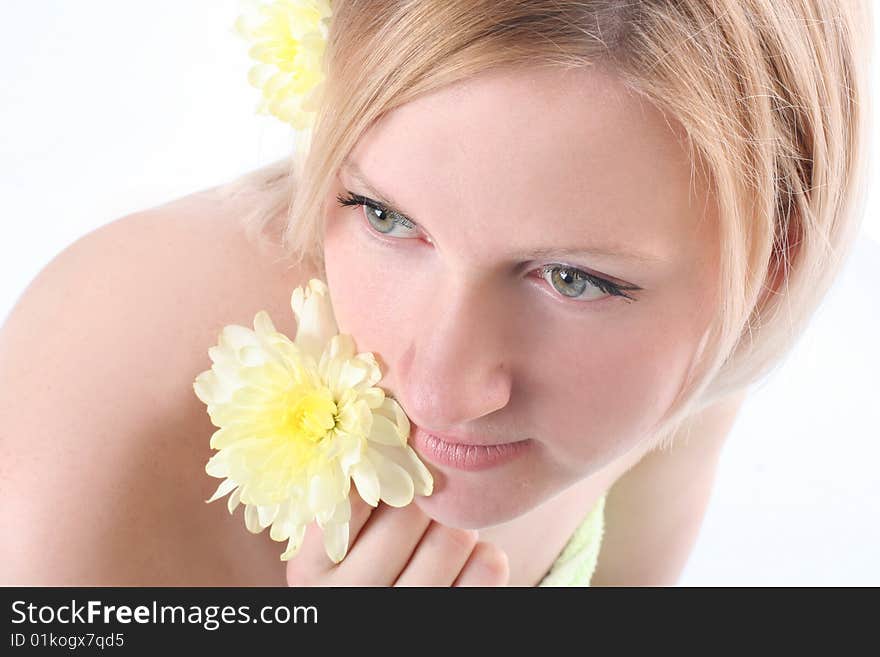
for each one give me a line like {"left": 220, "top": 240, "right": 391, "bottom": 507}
{"left": 537, "top": 492, "right": 607, "bottom": 587}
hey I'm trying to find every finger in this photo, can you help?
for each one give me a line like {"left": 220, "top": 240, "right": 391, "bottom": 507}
{"left": 331, "top": 501, "right": 432, "bottom": 586}
{"left": 451, "top": 542, "right": 510, "bottom": 587}
{"left": 286, "top": 493, "right": 376, "bottom": 582}
{"left": 393, "top": 523, "right": 480, "bottom": 587}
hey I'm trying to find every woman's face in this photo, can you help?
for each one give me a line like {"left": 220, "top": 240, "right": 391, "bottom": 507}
{"left": 321, "top": 65, "right": 719, "bottom": 529}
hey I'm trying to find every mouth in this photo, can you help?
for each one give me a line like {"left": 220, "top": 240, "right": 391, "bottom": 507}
{"left": 410, "top": 425, "right": 532, "bottom": 472}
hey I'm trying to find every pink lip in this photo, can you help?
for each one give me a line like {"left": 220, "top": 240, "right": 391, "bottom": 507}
{"left": 411, "top": 426, "right": 532, "bottom": 472}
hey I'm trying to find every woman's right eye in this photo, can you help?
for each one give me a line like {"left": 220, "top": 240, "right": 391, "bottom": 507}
{"left": 335, "top": 192, "right": 419, "bottom": 238}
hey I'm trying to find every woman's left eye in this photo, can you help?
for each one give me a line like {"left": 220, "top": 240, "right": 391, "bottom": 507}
{"left": 335, "top": 192, "right": 420, "bottom": 238}
{"left": 537, "top": 265, "right": 638, "bottom": 302}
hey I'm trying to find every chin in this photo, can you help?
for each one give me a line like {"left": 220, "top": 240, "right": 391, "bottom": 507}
{"left": 410, "top": 470, "right": 542, "bottom": 530}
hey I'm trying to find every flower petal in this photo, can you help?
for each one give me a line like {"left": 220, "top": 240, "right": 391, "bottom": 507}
{"left": 280, "top": 524, "right": 308, "bottom": 561}
{"left": 253, "top": 309, "right": 278, "bottom": 336}
{"left": 329, "top": 496, "right": 352, "bottom": 524}
{"left": 194, "top": 370, "right": 236, "bottom": 406}
{"left": 370, "top": 443, "right": 434, "bottom": 497}
{"left": 375, "top": 396, "right": 411, "bottom": 443}
{"left": 206, "top": 477, "right": 238, "bottom": 504}
{"left": 323, "top": 522, "right": 350, "bottom": 564}
{"left": 337, "top": 433, "right": 364, "bottom": 476}
{"left": 353, "top": 351, "right": 383, "bottom": 387}
{"left": 351, "top": 458, "right": 380, "bottom": 507}
{"left": 307, "top": 468, "right": 340, "bottom": 518}
{"left": 359, "top": 386, "right": 385, "bottom": 409}
{"left": 367, "top": 412, "right": 406, "bottom": 447}
{"left": 244, "top": 503, "right": 264, "bottom": 534}
{"left": 227, "top": 486, "right": 242, "bottom": 514}
{"left": 328, "top": 332, "right": 356, "bottom": 362}
{"left": 334, "top": 359, "right": 370, "bottom": 394}
{"left": 290, "top": 278, "right": 338, "bottom": 359}
{"left": 373, "top": 457, "right": 415, "bottom": 508}
{"left": 257, "top": 503, "right": 280, "bottom": 527}
{"left": 270, "top": 501, "right": 296, "bottom": 541}
{"left": 336, "top": 397, "right": 372, "bottom": 438}
{"left": 209, "top": 421, "right": 275, "bottom": 450}
{"left": 318, "top": 498, "right": 352, "bottom": 563}
{"left": 239, "top": 345, "right": 269, "bottom": 367}
{"left": 324, "top": 341, "right": 382, "bottom": 397}
{"left": 205, "top": 451, "right": 230, "bottom": 478}
{"left": 287, "top": 492, "right": 315, "bottom": 526}
{"left": 236, "top": 361, "right": 290, "bottom": 391}
{"left": 220, "top": 324, "right": 260, "bottom": 352}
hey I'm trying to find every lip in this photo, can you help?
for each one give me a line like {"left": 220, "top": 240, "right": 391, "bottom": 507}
{"left": 411, "top": 426, "right": 532, "bottom": 472}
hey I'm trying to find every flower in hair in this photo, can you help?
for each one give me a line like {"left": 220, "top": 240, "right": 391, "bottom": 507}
{"left": 194, "top": 278, "right": 434, "bottom": 563}
{"left": 234, "top": 0, "right": 332, "bottom": 130}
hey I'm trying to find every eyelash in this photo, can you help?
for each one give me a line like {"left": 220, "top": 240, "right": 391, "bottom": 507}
{"left": 336, "top": 191, "right": 417, "bottom": 229}
{"left": 335, "top": 190, "right": 639, "bottom": 303}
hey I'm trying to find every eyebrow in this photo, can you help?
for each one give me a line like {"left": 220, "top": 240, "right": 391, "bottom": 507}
{"left": 339, "top": 157, "right": 667, "bottom": 265}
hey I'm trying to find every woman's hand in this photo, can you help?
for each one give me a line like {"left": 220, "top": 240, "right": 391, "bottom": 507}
{"left": 285, "top": 494, "right": 510, "bottom": 586}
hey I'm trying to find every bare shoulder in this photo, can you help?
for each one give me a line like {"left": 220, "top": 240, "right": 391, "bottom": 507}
{"left": 0, "top": 185, "right": 315, "bottom": 585}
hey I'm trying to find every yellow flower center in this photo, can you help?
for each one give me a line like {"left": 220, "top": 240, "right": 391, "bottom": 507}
{"left": 284, "top": 385, "right": 337, "bottom": 444}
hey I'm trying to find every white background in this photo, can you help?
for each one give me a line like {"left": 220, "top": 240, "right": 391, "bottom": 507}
{"left": 1, "top": 1, "right": 877, "bottom": 585}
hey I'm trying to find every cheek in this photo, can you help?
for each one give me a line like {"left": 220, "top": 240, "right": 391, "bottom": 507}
{"left": 322, "top": 208, "right": 413, "bottom": 361}
{"left": 322, "top": 209, "right": 369, "bottom": 334}
{"left": 538, "top": 300, "right": 705, "bottom": 470}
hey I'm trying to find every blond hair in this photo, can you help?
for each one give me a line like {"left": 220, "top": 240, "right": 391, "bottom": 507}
{"left": 216, "top": 0, "right": 873, "bottom": 451}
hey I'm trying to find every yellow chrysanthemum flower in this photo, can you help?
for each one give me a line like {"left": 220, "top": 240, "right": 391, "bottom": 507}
{"left": 234, "top": 0, "right": 332, "bottom": 130}
{"left": 194, "top": 278, "right": 433, "bottom": 563}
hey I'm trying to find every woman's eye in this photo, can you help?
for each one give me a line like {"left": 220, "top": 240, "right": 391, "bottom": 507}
{"left": 335, "top": 192, "right": 419, "bottom": 238}
{"left": 538, "top": 265, "right": 636, "bottom": 302}
{"left": 363, "top": 203, "right": 413, "bottom": 235}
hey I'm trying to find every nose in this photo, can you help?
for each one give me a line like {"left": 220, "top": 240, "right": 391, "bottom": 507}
{"left": 397, "top": 274, "right": 514, "bottom": 433}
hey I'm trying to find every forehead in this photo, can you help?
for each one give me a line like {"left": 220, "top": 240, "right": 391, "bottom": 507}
{"left": 345, "top": 65, "right": 712, "bottom": 268}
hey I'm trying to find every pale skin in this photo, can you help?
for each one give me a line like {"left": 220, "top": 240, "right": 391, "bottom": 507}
{"left": 0, "top": 65, "right": 747, "bottom": 586}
